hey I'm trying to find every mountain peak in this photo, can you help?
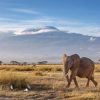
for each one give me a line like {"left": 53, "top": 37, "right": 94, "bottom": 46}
{"left": 42, "top": 26, "right": 59, "bottom": 30}
{"left": 20, "top": 26, "right": 59, "bottom": 35}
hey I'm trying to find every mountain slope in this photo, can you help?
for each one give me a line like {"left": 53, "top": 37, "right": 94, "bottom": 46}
{"left": 0, "top": 27, "right": 100, "bottom": 63}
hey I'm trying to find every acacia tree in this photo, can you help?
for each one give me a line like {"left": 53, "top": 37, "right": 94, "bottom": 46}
{"left": 0, "top": 61, "right": 3, "bottom": 65}
{"left": 98, "top": 59, "right": 100, "bottom": 63}
{"left": 10, "top": 61, "right": 20, "bottom": 65}
{"left": 38, "top": 61, "right": 48, "bottom": 65}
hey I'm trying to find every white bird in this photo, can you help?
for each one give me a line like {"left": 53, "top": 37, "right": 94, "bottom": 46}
{"left": 10, "top": 85, "right": 13, "bottom": 90}
{"left": 24, "top": 88, "right": 29, "bottom": 92}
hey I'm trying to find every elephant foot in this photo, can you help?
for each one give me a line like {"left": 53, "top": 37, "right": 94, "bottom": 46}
{"left": 86, "top": 85, "right": 89, "bottom": 88}
{"left": 66, "top": 84, "right": 70, "bottom": 88}
{"left": 95, "top": 82, "right": 98, "bottom": 87}
{"left": 75, "top": 86, "right": 79, "bottom": 89}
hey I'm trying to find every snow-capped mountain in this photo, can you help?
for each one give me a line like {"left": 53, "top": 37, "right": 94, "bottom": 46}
{"left": 19, "top": 26, "right": 59, "bottom": 35}
{"left": 0, "top": 26, "right": 100, "bottom": 63}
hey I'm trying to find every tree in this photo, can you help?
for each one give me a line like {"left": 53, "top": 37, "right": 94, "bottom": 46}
{"left": 38, "top": 61, "right": 48, "bottom": 65}
{"left": 32, "top": 63, "right": 36, "bottom": 66}
{"left": 0, "top": 61, "right": 3, "bottom": 65}
{"left": 10, "top": 61, "right": 20, "bottom": 65}
{"left": 22, "top": 62, "right": 27, "bottom": 65}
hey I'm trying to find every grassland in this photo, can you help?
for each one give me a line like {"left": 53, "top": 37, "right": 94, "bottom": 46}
{"left": 0, "top": 64, "right": 100, "bottom": 100}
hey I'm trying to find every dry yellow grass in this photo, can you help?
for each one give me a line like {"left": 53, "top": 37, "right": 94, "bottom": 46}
{"left": 0, "top": 64, "right": 100, "bottom": 99}
{"left": 0, "top": 71, "right": 30, "bottom": 90}
{"left": 95, "top": 64, "right": 100, "bottom": 72}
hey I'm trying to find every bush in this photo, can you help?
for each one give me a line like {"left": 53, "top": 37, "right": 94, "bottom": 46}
{"left": 13, "top": 66, "right": 35, "bottom": 71}
{"left": 34, "top": 71, "right": 43, "bottom": 76}
{"left": 95, "top": 64, "right": 100, "bottom": 72}
{"left": 38, "top": 66, "right": 53, "bottom": 72}
{"left": 55, "top": 67, "right": 63, "bottom": 72}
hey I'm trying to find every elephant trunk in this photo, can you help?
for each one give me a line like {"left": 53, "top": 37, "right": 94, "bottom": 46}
{"left": 63, "top": 54, "right": 70, "bottom": 76}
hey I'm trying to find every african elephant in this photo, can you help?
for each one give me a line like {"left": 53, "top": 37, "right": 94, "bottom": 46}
{"left": 63, "top": 54, "right": 97, "bottom": 88}
{"left": 63, "top": 54, "right": 80, "bottom": 88}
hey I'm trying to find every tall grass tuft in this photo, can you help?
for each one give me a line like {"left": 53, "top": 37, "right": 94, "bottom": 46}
{"left": 37, "top": 66, "right": 53, "bottom": 72}
{"left": 0, "top": 71, "right": 29, "bottom": 90}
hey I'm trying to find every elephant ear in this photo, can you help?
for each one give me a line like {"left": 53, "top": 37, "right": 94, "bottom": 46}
{"left": 63, "top": 54, "right": 68, "bottom": 65}
{"left": 68, "top": 57, "right": 73, "bottom": 68}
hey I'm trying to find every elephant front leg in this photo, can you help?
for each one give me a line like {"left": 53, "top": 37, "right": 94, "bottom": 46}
{"left": 73, "top": 77, "right": 79, "bottom": 88}
{"left": 65, "top": 74, "right": 69, "bottom": 83}
{"left": 66, "top": 73, "right": 73, "bottom": 88}
{"left": 66, "top": 70, "right": 79, "bottom": 88}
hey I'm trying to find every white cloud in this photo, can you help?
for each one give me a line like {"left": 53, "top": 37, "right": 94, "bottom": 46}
{"left": 59, "top": 25, "right": 100, "bottom": 37}
{"left": 0, "top": 16, "right": 100, "bottom": 37}
{"left": 89, "top": 37, "right": 96, "bottom": 42}
{"left": 19, "top": 26, "right": 58, "bottom": 35}
{"left": 10, "top": 8, "right": 39, "bottom": 15}
{"left": 0, "top": 18, "right": 12, "bottom": 21}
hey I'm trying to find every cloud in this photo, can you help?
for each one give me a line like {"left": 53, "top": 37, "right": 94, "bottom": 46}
{"left": 10, "top": 8, "right": 39, "bottom": 15}
{"left": 0, "top": 17, "right": 13, "bottom": 21}
{"left": 89, "top": 37, "right": 96, "bottom": 42}
{"left": 19, "top": 26, "right": 58, "bottom": 35}
{"left": 0, "top": 16, "right": 100, "bottom": 37}
{"left": 59, "top": 25, "right": 100, "bottom": 37}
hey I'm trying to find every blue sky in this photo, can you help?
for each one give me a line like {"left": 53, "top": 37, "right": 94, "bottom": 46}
{"left": 0, "top": 0, "right": 100, "bottom": 36}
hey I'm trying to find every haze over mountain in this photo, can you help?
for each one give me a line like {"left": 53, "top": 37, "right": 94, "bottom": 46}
{"left": 0, "top": 26, "right": 100, "bottom": 63}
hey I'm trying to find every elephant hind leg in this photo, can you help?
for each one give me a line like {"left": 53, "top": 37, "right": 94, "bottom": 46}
{"left": 91, "top": 76, "right": 98, "bottom": 87}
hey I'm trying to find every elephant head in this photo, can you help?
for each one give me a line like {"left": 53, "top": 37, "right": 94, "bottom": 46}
{"left": 63, "top": 54, "right": 73, "bottom": 75}
{"left": 63, "top": 54, "right": 80, "bottom": 88}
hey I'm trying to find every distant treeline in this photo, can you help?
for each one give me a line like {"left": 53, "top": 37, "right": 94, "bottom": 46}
{"left": 0, "top": 60, "right": 49, "bottom": 65}
{"left": 0, "top": 60, "right": 100, "bottom": 65}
